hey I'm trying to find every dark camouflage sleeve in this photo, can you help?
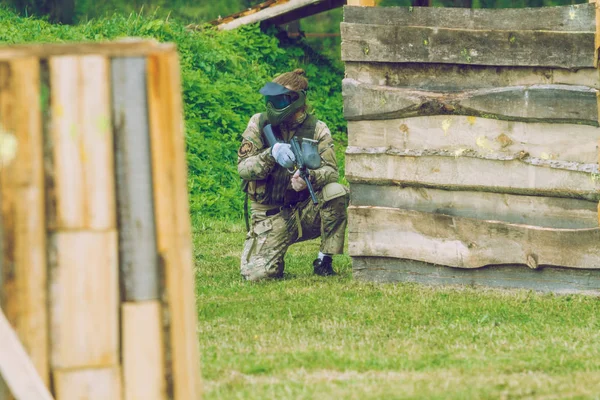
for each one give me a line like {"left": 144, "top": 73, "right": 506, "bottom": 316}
{"left": 309, "top": 121, "right": 339, "bottom": 190}
{"left": 237, "top": 114, "right": 276, "bottom": 181}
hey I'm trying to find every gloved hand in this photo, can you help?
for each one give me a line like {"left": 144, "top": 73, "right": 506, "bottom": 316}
{"left": 291, "top": 169, "right": 307, "bottom": 192}
{"left": 271, "top": 143, "right": 296, "bottom": 169}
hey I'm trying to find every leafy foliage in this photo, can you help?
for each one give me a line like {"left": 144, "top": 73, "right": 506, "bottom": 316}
{"left": 0, "top": 8, "right": 346, "bottom": 221}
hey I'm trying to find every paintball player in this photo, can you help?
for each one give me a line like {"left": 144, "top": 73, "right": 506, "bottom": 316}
{"left": 237, "top": 68, "right": 349, "bottom": 281}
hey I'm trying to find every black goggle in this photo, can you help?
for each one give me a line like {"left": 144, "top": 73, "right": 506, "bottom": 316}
{"left": 265, "top": 92, "right": 299, "bottom": 109}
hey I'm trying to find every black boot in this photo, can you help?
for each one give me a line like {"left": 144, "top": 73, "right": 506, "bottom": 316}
{"left": 313, "top": 256, "right": 336, "bottom": 276}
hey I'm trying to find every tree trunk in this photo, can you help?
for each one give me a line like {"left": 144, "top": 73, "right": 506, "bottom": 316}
{"left": 51, "top": 0, "right": 75, "bottom": 24}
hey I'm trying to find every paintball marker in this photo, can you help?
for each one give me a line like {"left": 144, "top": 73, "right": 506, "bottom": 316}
{"left": 263, "top": 124, "right": 320, "bottom": 205}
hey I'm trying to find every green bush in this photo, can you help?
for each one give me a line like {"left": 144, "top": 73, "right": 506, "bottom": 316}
{"left": 0, "top": 8, "right": 346, "bottom": 222}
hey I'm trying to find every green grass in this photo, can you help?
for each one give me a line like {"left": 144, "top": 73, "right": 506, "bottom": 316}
{"left": 194, "top": 219, "right": 600, "bottom": 399}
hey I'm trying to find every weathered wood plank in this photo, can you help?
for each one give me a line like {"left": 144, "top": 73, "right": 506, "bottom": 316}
{"left": 111, "top": 57, "right": 159, "bottom": 302}
{"left": 345, "top": 147, "right": 600, "bottom": 201}
{"left": 0, "top": 58, "right": 49, "bottom": 387}
{"left": 0, "top": 309, "right": 54, "bottom": 400}
{"left": 350, "top": 184, "right": 598, "bottom": 229}
{"left": 147, "top": 51, "right": 202, "bottom": 400}
{"left": 48, "top": 56, "right": 115, "bottom": 230}
{"left": 344, "top": 62, "right": 600, "bottom": 91}
{"left": 348, "top": 206, "right": 600, "bottom": 269}
{"left": 122, "top": 301, "right": 167, "bottom": 400}
{"left": 352, "top": 257, "right": 600, "bottom": 295}
{"left": 341, "top": 23, "right": 595, "bottom": 68}
{"left": 49, "top": 231, "right": 119, "bottom": 369}
{"left": 347, "top": 116, "right": 600, "bottom": 164}
{"left": 344, "top": 3, "right": 596, "bottom": 32}
{"left": 53, "top": 367, "right": 122, "bottom": 400}
{"left": 343, "top": 79, "right": 598, "bottom": 125}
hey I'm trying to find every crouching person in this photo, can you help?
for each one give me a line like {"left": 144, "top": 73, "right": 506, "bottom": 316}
{"left": 237, "top": 68, "right": 349, "bottom": 281}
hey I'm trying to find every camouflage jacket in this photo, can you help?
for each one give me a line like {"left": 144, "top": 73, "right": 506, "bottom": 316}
{"left": 237, "top": 112, "right": 339, "bottom": 207}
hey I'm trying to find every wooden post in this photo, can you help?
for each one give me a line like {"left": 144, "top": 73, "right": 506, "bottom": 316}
{"left": 0, "top": 57, "right": 49, "bottom": 398}
{"left": 593, "top": 0, "right": 600, "bottom": 67}
{"left": 147, "top": 51, "right": 202, "bottom": 400}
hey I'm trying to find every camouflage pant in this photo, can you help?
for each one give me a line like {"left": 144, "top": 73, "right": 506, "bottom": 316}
{"left": 241, "top": 183, "right": 349, "bottom": 281}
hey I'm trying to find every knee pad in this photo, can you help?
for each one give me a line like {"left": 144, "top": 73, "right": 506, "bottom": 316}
{"left": 321, "top": 182, "right": 348, "bottom": 203}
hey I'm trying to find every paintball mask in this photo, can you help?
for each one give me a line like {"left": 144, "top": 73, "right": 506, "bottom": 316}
{"left": 259, "top": 82, "right": 306, "bottom": 127}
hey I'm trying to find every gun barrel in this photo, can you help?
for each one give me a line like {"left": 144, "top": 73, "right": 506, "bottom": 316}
{"left": 301, "top": 169, "right": 318, "bottom": 205}
{"left": 290, "top": 137, "right": 304, "bottom": 168}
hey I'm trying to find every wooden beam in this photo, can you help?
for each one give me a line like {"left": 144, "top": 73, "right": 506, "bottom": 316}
{"left": 344, "top": 3, "right": 595, "bottom": 31}
{"left": 0, "top": 309, "right": 54, "bottom": 400}
{"left": 266, "top": 0, "right": 346, "bottom": 27}
{"left": 345, "top": 147, "right": 600, "bottom": 201}
{"left": 0, "top": 40, "right": 174, "bottom": 62}
{"left": 0, "top": 58, "right": 49, "bottom": 388}
{"left": 218, "top": 0, "right": 343, "bottom": 31}
{"left": 347, "top": 116, "right": 600, "bottom": 164}
{"left": 341, "top": 23, "right": 595, "bottom": 68}
{"left": 53, "top": 368, "right": 122, "bottom": 400}
{"left": 122, "top": 301, "right": 167, "bottom": 400}
{"left": 348, "top": 206, "right": 600, "bottom": 269}
{"left": 344, "top": 63, "right": 600, "bottom": 91}
{"left": 49, "top": 231, "right": 119, "bottom": 369}
{"left": 47, "top": 56, "right": 115, "bottom": 230}
{"left": 147, "top": 51, "right": 202, "bottom": 400}
{"left": 353, "top": 257, "right": 600, "bottom": 295}
{"left": 343, "top": 79, "right": 599, "bottom": 125}
{"left": 347, "top": 0, "right": 375, "bottom": 6}
{"left": 111, "top": 57, "right": 160, "bottom": 302}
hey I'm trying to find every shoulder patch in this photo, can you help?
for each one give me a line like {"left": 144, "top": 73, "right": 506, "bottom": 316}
{"left": 238, "top": 140, "right": 254, "bottom": 158}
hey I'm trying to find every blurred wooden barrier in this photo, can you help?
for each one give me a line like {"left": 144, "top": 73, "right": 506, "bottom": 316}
{"left": 0, "top": 40, "right": 201, "bottom": 399}
{"left": 342, "top": 3, "right": 600, "bottom": 294}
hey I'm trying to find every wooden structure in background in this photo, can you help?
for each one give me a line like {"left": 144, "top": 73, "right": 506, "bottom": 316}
{"left": 201, "top": 0, "right": 347, "bottom": 31}
{"left": 0, "top": 41, "right": 201, "bottom": 399}
{"left": 342, "top": 3, "right": 600, "bottom": 294}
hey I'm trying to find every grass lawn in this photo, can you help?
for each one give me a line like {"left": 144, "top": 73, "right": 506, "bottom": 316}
{"left": 194, "top": 218, "right": 600, "bottom": 399}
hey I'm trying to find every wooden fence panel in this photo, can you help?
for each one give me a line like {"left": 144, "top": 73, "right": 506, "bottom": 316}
{"left": 348, "top": 206, "right": 600, "bottom": 269}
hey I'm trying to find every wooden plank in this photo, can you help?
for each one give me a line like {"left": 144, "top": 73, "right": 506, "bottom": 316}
{"left": 344, "top": 3, "right": 596, "bottom": 31}
{"left": 122, "top": 301, "right": 167, "bottom": 400}
{"left": 0, "top": 40, "right": 174, "bottom": 61}
{"left": 53, "top": 367, "right": 121, "bottom": 400}
{"left": 341, "top": 23, "right": 595, "bottom": 68}
{"left": 111, "top": 57, "right": 159, "bottom": 302}
{"left": 348, "top": 206, "right": 600, "bottom": 269}
{"left": 266, "top": 0, "right": 346, "bottom": 27}
{"left": 347, "top": 0, "right": 375, "bottom": 5}
{"left": 0, "top": 309, "right": 54, "bottom": 400}
{"left": 350, "top": 184, "right": 599, "bottom": 229}
{"left": 352, "top": 256, "right": 600, "bottom": 295}
{"left": 49, "top": 231, "right": 119, "bottom": 369}
{"left": 345, "top": 147, "right": 600, "bottom": 201}
{"left": 219, "top": 0, "right": 342, "bottom": 31}
{"left": 0, "top": 58, "right": 49, "bottom": 387}
{"left": 147, "top": 51, "right": 202, "bottom": 400}
{"left": 48, "top": 56, "right": 115, "bottom": 230}
{"left": 347, "top": 116, "right": 600, "bottom": 164}
{"left": 342, "top": 79, "right": 598, "bottom": 125}
{"left": 344, "top": 62, "right": 600, "bottom": 90}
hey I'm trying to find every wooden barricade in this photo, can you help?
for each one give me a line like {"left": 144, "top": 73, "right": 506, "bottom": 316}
{"left": 342, "top": 3, "right": 600, "bottom": 293}
{"left": 0, "top": 41, "right": 201, "bottom": 399}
